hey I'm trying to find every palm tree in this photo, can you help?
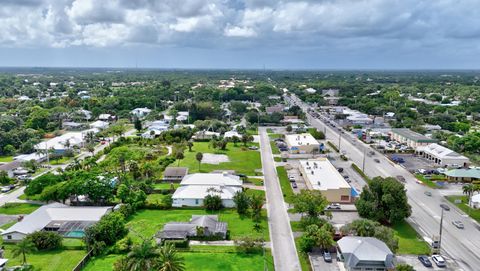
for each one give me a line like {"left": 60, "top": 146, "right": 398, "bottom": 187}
{"left": 114, "top": 240, "right": 160, "bottom": 271}
{"left": 11, "top": 238, "right": 37, "bottom": 265}
{"left": 158, "top": 243, "right": 185, "bottom": 271}
{"left": 463, "top": 184, "right": 474, "bottom": 207}
{"left": 196, "top": 152, "right": 203, "bottom": 171}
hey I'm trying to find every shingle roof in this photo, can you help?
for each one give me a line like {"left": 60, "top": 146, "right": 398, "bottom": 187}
{"left": 157, "top": 215, "right": 227, "bottom": 239}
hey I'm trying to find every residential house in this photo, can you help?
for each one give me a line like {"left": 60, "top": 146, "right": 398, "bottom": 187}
{"left": 172, "top": 173, "right": 243, "bottom": 207}
{"left": 266, "top": 104, "right": 284, "bottom": 114}
{"left": 192, "top": 130, "right": 220, "bottom": 140}
{"left": 89, "top": 120, "right": 110, "bottom": 130}
{"left": 131, "top": 107, "right": 152, "bottom": 119}
{"left": 62, "top": 121, "right": 86, "bottom": 131}
{"left": 0, "top": 161, "right": 23, "bottom": 178}
{"left": 2, "top": 203, "right": 112, "bottom": 242}
{"left": 337, "top": 236, "right": 395, "bottom": 271}
{"left": 98, "top": 114, "right": 116, "bottom": 122}
{"left": 155, "top": 215, "right": 227, "bottom": 243}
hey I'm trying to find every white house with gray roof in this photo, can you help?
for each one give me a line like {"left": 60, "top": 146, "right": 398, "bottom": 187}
{"left": 172, "top": 173, "right": 242, "bottom": 207}
{"left": 2, "top": 203, "right": 111, "bottom": 242}
{"left": 337, "top": 236, "right": 395, "bottom": 271}
{"left": 155, "top": 215, "right": 227, "bottom": 243}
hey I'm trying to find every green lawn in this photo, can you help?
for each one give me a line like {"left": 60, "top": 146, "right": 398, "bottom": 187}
{"left": 246, "top": 177, "right": 263, "bottom": 186}
{"left": 294, "top": 238, "right": 312, "bottom": 271}
{"left": 290, "top": 221, "right": 302, "bottom": 232}
{"left": 126, "top": 209, "right": 269, "bottom": 244}
{"left": 4, "top": 246, "right": 85, "bottom": 271}
{"left": 153, "top": 182, "right": 179, "bottom": 190}
{"left": 245, "top": 188, "right": 266, "bottom": 199}
{"left": 0, "top": 156, "right": 13, "bottom": 163}
{"left": 0, "top": 203, "right": 41, "bottom": 215}
{"left": 50, "top": 156, "right": 72, "bottom": 165}
{"left": 178, "top": 142, "right": 262, "bottom": 175}
{"left": 447, "top": 195, "right": 480, "bottom": 223}
{"left": 392, "top": 220, "right": 431, "bottom": 255}
{"left": 277, "top": 166, "right": 295, "bottom": 204}
{"left": 415, "top": 174, "right": 441, "bottom": 189}
{"left": 146, "top": 193, "right": 170, "bottom": 204}
{"left": 246, "top": 128, "right": 258, "bottom": 136}
{"left": 62, "top": 238, "right": 85, "bottom": 248}
{"left": 270, "top": 141, "right": 280, "bottom": 154}
{"left": 83, "top": 246, "right": 274, "bottom": 271}
{"left": 274, "top": 156, "right": 282, "bottom": 162}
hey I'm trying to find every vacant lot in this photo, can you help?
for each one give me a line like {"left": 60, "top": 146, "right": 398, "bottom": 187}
{"left": 393, "top": 220, "right": 431, "bottom": 255}
{"left": 126, "top": 208, "right": 269, "bottom": 244}
{"left": 178, "top": 142, "right": 261, "bottom": 175}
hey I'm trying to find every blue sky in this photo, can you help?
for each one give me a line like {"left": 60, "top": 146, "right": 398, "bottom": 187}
{"left": 1, "top": 0, "right": 480, "bottom": 69}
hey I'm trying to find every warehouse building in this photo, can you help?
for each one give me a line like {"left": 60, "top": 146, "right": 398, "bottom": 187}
{"left": 390, "top": 128, "right": 438, "bottom": 149}
{"left": 299, "top": 158, "right": 353, "bottom": 203}
{"left": 419, "top": 143, "right": 469, "bottom": 167}
{"left": 285, "top": 133, "right": 320, "bottom": 154}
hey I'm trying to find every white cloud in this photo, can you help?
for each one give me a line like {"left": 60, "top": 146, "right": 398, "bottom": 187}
{"left": 224, "top": 26, "right": 257, "bottom": 37}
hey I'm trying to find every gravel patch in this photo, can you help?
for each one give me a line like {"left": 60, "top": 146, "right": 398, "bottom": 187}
{"left": 202, "top": 153, "right": 230, "bottom": 164}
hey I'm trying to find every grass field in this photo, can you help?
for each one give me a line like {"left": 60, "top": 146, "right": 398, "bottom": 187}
{"left": 126, "top": 208, "right": 269, "bottom": 244}
{"left": 178, "top": 142, "right": 262, "bottom": 175}
{"left": 83, "top": 246, "right": 274, "bottom": 271}
{"left": 4, "top": 246, "right": 85, "bottom": 271}
{"left": 0, "top": 156, "right": 13, "bottom": 163}
{"left": 294, "top": 237, "right": 312, "bottom": 271}
{"left": 0, "top": 220, "right": 16, "bottom": 230}
{"left": 415, "top": 174, "right": 441, "bottom": 189}
{"left": 146, "top": 193, "right": 170, "bottom": 204}
{"left": 270, "top": 141, "right": 280, "bottom": 154}
{"left": 447, "top": 195, "right": 480, "bottom": 223}
{"left": 392, "top": 220, "right": 431, "bottom": 255}
{"left": 0, "top": 203, "right": 41, "bottom": 215}
{"left": 153, "top": 182, "right": 179, "bottom": 190}
{"left": 246, "top": 177, "right": 263, "bottom": 186}
{"left": 277, "top": 166, "right": 295, "bottom": 204}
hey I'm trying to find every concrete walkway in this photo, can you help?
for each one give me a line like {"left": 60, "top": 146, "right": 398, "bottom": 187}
{"left": 259, "top": 127, "right": 301, "bottom": 271}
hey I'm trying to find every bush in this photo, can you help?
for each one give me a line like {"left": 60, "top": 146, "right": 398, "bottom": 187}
{"left": 112, "top": 236, "right": 132, "bottom": 254}
{"left": 164, "top": 239, "right": 189, "bottom": 248}
{"left": 326, "top": 141, "right": 339, "bottom": 152}
{"left": 204, "top": 194, "right": 223, "bottom": 211}
{"left": 234, "top": 237, "right": 264, "bottom": 254}
{"left": 26, "top": 231, "right": 62, "bottom": 250}
{"left": 25, "top": 173, "right": 64, "bottom": 196}
{"left": 84, "top": 212, "right": 128, "bottom": 254}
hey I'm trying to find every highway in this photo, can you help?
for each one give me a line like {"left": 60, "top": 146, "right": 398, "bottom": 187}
{"left": 259, "top": 127, "right": 301, "bottom": 271}
{"left": 287, "top": 94, "right": 480, "bottom": 271}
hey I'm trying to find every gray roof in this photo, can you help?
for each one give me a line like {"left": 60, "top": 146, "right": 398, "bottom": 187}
{"left": 391, "top": 128, "right": 438, "bottom": 143}
{"left": 338, "top": 237, "right": 394, "bottom": 269}
{"left": 157, "top": 215, "right": 227, "bottom": 240}
{"left": 164, "top": 167, "right": 189, "bottom": 177}
{"left": 2, "top": 203, "right": 111, "bottom": 236}
{"left": 0, "top": 161, "right": 22, "bottom": 172}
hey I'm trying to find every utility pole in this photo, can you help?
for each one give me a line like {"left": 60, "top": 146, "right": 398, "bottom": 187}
{"left": 439, "top": 208, "right": 444, "bottom": 251}
{"left": 362, "top": 147, "right": 367, "bottom": 172}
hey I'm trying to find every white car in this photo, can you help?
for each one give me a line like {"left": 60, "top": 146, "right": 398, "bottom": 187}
{"left": 432, "top": 255, "right": 446, "bottom": 267}
{"left": 1, "top": 187, "right": 11, "bottom": 193}
{"left": 327, "top": 203, "right": 341, "bottom": 210}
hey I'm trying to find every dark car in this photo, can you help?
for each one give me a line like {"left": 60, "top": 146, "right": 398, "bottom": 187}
{"left": 291, "top": 182, "right": 297, "bottom": 188}
{"left": 440, "top": 204, "right": 451, "bottom": 211}
{"left": 418, "top": 255, "right": 432, "bottom": 267}
{"left": 374, "top": 159, "right": 380, "bottom": 163}
{"left": 323, "top": 251, "right": 332, "bottom": 262}
{"left": 337, "top": 167, "right": 344, "bottom": 173}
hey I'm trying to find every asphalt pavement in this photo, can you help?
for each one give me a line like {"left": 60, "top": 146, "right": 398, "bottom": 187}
{"left": 259, "top": 127, "right": 301, "bottom": 271}
{"left": 287, "top": 94, "right": 480, "bottom": 271}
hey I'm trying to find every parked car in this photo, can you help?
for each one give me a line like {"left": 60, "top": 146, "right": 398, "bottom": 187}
{"left": 323, "top": 251, "right": 332, "bottom": 262}
{"left": 396, "top": 175, "right": 406, "bottom": 182}
{"left": 374, "top": 159, "right": 380, "bottom": 163}
{"left": 288, "top": 177, "right": 295, "bottom": 182}
{"left": 337, "top": 167, "right": 344, "bottom": 173}
{"left": 424, "top": 191, "right": 432, "bottom": 196}
{"left": 440, "top": 204, "right": 450, "bottom": 211}
{"left": 432, "top": 255, "right": 446, "bottom": 267}
{"left": 452, "top": 220, "right": 464, "bottom": 229}
{"left": 291, "top": 182, "right": 297, "bottom": 188}
{"left": 327, "top": 203, "right": 341, "bottom": 210}
{"left": 1, "top": 186, "right": 11, "bottom": 193}
{"left": 418, "top": 255, "right": 433, "bottom": 267}
{"left": 248, "top": 146, "right": 259, "bottom": 150}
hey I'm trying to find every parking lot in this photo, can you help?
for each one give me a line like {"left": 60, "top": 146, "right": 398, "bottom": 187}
{"left": 309, "top": 252, "right": 342, "bottom": 271}
{"left": 396, "top": 255, "right": 460, "bottom": 271}
{"left": 388, "top": 153, "right": 439, "bottom": 173}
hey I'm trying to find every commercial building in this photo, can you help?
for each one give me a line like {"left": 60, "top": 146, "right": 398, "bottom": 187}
{"left": 299, "top": 158, "right": 352, "bottom": 203}
{"left": 337, "top": 236, "right": 395, "bottom": 271}
{"left": 285, "top": 133, "right": 320, "bottom": 154}
{"left": 418, "top": 143, "right": 469, "bottom": 167}
{"left": 172, "top": 173, "right": 242, "bottom": 207}
{"left": 2, "top": 203, "right": 111, "bottom": 242}
{"left": 444, "top": 168, "right": 480, "bottom": 182}
{"left": 390, "top": 128, "right": 438, "bottom": 149}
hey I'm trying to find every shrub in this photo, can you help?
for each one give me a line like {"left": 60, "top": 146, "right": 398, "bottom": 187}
{"left": 26, "top": 231, "right": 62, "bottom": 250}
{"left": 234, "top": 237, "right": 264, "bottom": 254}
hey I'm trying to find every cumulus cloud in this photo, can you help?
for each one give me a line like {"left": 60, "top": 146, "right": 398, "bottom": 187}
{"left": 0, "top": 0, "right": 479, "bottom": 52}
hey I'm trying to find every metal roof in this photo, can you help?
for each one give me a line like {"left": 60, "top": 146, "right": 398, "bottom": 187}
{"left": 445, "top": 168, "right": 480, "bottom": 179}
{"left": 391, "top": 128, "right": 438, "bottom": 143}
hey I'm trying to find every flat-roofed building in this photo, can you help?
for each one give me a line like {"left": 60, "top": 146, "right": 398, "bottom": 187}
{"left": 390, "top": 128, "right": 438, "bottom": 149}
{"left": 444, "top": 168, "right": 480, "bottom": 182}
{"left": 299, "top": 158, "right": 352, "bottom": 203}
{"left": 285, "top": 133, "right": 320, "bottom": 154}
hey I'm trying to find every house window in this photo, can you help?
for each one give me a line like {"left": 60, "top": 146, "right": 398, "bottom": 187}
{"left": 7, "top": 235, "right": 11, "bottom": 240}
{"left": 195, "top": 199, "right": 199, "bottom": 205}
{"left": 340, "top": 195, "right": 350, "bottom": 201}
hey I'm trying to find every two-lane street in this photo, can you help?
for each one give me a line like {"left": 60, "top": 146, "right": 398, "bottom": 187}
{"left": 288, "top": 94, "right": 480, "bottom": 270}
{"left": 259, "top": 127, "right": 301, "bottom": 271}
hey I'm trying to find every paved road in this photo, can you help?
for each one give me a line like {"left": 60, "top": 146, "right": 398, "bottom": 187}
{"left": 259, "top": 127, "right": 301, "bottom": 271}
{"left": 287, "top": 94, "right": 480, "bottom": 271}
